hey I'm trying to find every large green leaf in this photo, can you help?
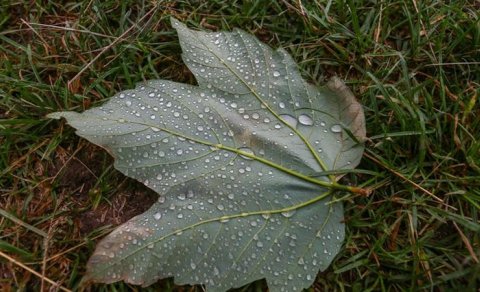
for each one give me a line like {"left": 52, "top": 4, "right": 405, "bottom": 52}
{"left": 49, "top": 18, "right": 366, "bottom": 291}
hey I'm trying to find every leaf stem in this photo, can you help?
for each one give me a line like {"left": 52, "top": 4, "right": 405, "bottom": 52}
{"left": 221, "top": 145, "right": 365, "bottom": 194}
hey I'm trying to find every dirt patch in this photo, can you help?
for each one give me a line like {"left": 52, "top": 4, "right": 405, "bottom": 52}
{"left": 49, "top": 143, "right": 109, "bottom": 198}
{"left": 49, "top": 141, "right": 157, "bottom": 235}
{"left": 77, "top": 187, "right": 156, "bottom": 235}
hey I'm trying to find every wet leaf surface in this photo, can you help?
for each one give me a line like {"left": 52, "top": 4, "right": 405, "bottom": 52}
{"left": 49, "top": 18, "right": 365, "bottom": 292}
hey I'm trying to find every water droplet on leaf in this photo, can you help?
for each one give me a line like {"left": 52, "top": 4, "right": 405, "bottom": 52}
{"left": 280, "top": 114, "right": 298, "bottom": 128}
{"left": 331, "top": 124, "right": 342, "bottom": 133}
{"left": 281, "top": 210, "right": 296, "bottom": 218}
{"left": 238, "top": 147, "right": 254, "bottom": 160}
{"left": 298, "top": 114, "right": 313, "bottom": 126}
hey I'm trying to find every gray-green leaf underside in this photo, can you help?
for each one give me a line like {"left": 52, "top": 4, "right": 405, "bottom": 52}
{"left": 49, "top": 18, "right": 365, "bottom": 292}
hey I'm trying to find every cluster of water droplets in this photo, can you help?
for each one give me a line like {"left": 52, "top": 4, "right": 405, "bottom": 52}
{"left": 77, "top": 19, "right": 355, "bottom": 292}
{"left": 91, "top": 172, "right": 345, "bottom": 290}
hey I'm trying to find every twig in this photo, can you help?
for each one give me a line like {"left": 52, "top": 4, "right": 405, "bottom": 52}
{"left": 374, "top": 1, "right": 383, "bottom": 46}
{"left": 452, "top": 221, "right": 479, "bottom": 263}
{"left": 364, "top": 151, "right": 446, "bottom": 204}
{"left": 20, "top": 23, "right": 117, "bottom": 39}
{"left": 20, "top": 19, "right": 49, "bottom": 50}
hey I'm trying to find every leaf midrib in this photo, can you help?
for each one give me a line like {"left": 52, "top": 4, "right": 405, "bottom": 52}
{"left": 90, "top": 115, "right": 349, "bottom": 191}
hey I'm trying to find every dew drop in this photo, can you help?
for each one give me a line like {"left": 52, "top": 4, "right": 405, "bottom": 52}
{"left": 281, "top": 210, "right": 296, "bottom": 218}
{"left": 273, "top": 71, "right": 280, "bottom": 77}
{"left": 125, "top": 100, "right": 132, "bottom": 106}
{"left": 331, "top": 124, "right": 342, "bottom": 133}
{"left": 298, "top": 114, "right": 313, "bottom": 126}
{"left": 238, "top": 147, "right": 254, "bottom": 160}
{"left": 278, "top": 102, "right": 285, "bottom": 109}
{"left": 279, "top": 114, "right": 297, "bottom": 128}
{"left": 298, "top": 257, "right": 305, "bottom": 265}
{"left": 153, "top": 212, "right": 162, "bottom": 220}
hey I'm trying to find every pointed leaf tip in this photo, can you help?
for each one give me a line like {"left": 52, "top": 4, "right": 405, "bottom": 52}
{"left": 47, "top": 111, "right": 74, "bottom": 120}
{"left": 46, "top": 112, "right": 61, "bottom": 119}
{"left": 170, "top": 17, "right": 185, "bottom": 30}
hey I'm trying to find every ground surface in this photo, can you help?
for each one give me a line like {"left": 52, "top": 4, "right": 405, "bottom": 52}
{"left": 1, "top": 0, "right": 479, "bottom": 291}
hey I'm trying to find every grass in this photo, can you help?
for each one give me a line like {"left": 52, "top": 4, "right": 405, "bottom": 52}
{"left": 0, "top": 0, "right": 479, "bottom": 291}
